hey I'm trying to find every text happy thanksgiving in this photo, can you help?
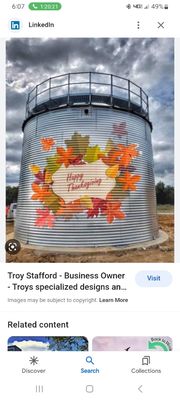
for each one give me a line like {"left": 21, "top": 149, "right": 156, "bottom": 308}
{"left": 67, "top": 173, "right": 102, "bottom": 192}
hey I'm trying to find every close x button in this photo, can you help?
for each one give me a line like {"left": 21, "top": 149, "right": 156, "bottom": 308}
{"left": 157, "top": 21, "right": 165, "bottom": 28}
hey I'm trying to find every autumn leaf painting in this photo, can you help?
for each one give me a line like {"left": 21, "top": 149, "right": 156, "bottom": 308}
{"left": 56, "top": 147, "right": 74, "bottom": 167}
{"left": 118, "top": 172, "right": 141, "bottom": 191}
{"left": 40, "top": 137, "right": 55, "bottom": 151}
{"left": 29, "top": 130, "right": 141, "bottom": 228}
{"left": 35, "top": 208, "right": 56, "bottom": 228}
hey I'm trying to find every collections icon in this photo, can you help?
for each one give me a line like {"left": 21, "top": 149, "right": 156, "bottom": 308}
{"left": 142, "top": 356, "right": 151, "bottom": 366}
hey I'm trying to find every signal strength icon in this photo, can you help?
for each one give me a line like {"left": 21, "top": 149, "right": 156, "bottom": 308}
{"left": 144, "top": 4, "right": 149, "bottom": 9}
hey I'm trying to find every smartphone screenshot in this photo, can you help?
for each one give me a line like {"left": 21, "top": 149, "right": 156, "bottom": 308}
{"left": 1, "top": 0, "right": 180, "bottom": 398}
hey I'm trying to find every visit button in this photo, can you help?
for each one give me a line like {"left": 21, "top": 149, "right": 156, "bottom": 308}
{"left": 135, "top": 271, "right": 172, "bottom": 287}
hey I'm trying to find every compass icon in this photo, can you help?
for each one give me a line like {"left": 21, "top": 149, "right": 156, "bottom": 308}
{"left": 29, "top": 356, "right": 39, "bottom": 365}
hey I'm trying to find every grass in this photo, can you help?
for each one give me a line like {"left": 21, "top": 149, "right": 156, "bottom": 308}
{"left": 157, "top": 204, "right": 174, "bottom": 213}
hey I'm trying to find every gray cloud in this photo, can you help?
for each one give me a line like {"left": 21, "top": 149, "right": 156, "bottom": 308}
{"left": 6, "top": 38, "right": 174, "bottom": 186}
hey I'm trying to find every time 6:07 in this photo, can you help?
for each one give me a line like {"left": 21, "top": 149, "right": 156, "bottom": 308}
{"left": 12, "top": 3, "right": 25, "bottom": 9}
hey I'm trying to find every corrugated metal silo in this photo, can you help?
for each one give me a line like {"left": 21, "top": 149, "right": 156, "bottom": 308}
{"left": 15, "top": 72, "right": 159, "bottom": 248}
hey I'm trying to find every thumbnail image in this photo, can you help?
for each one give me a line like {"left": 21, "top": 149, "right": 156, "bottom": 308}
{"left": 6, "top": 38, "right": 174, "bottom": 263}
{"left": 92, "top": 336, "right": 173, "bottom": 351}
{"left": 8, "top": 336, "right": 88, "bottom": 351}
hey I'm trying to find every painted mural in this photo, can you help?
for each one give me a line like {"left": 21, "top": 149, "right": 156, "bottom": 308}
{"left": 29, "top": 125, "right": 141, "bottom": 228}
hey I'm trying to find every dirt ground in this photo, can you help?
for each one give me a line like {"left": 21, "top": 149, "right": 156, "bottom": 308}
{"left": 6, "top": 213, "right": 174, "bottom": 263}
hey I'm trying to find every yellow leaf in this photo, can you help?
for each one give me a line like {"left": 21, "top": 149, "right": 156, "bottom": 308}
{"left": 106, "top": 164, "right": 119, "bottom": 178}
{"left": 45, "top": 171, "right": 52, "bottom": 184}
{"left": 84, "top": 145, "right": 102, "bottom": 163}
{"left": 80, "top": 195, "right": 93, "bottom": 209}
{"left": 105, "top": 138, "right": 115, "bottom": 153}
{"left": 29, "top": 164, "right": 40, "bottom": 175}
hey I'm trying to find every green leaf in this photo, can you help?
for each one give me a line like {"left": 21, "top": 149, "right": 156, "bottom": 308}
{"left": 43, "top": 191, "right": 61, "bottom": 213}
{"left": 65, "top": 132, "right": 89, "bottom": 156}
{"left": 110, "top": 181, "right": 128, "bottom": 200}
{"left": 46, "top": 155, "right": 61, "bottom": 174}
{"left": 84, "top": 145, "right": 102, "bottom": 163}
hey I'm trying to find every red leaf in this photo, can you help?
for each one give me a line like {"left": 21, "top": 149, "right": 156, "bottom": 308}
{"left": 87, "top": 198, "right": 107, "bottom": 218}
{"left": 112, "top": 122, "right": 128, "bottom": 136}
{"left": 69, "top": 154, "right": 86, "bottom": 165}
{"left": 34, "top": 170, "right": 46, "bottom": 184}
{"left": 35, "top": 208, "right": 56, "bottom": 228}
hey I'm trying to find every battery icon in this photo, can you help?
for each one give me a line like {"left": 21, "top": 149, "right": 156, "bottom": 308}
{"left": 164, "top": 4, "right": 168, "bottom": 9}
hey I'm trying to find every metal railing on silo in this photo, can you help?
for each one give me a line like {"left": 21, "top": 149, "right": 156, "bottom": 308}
{"left": 25, "top": 72, "right": 149, "bottom": 121}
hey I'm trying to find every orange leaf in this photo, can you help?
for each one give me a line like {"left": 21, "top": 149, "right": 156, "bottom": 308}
{"left": 118, "top": 172, "right": 141, "bottom": 191}
{"left": 111, "top": 144, "right": 140, "bottom": 168}
{"left": 56, "top": 147, "right": 74, "bottom": 167}
{"left": 98, "top": 149, "right": 118, "bottom": 166}
{"left": 40, "top": 137, "right": 55, "bottom": 151}
{"left": 102, "top": 201, "right": 125, "bottom": 224}
{"left": 56, "top": 199, "right": 84, "bottom": 220}
{"left": 31, "top": 183, "right": 51, "bottom": 201}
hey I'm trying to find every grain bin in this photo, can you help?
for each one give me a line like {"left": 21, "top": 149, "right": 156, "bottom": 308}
{"left": 15, "top": 72, "right": 158, "bottom": 248}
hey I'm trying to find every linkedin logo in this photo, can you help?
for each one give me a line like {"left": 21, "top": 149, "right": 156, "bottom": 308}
{"left": 11, "top": 21, "right": 21, "bottom": 30}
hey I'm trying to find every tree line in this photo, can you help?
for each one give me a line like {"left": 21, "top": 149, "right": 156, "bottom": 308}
{"left": 155, "top": 181, "right": 174, "bottom": 205}
{"left": 6, "top": 186, "right": 19, "bottom": 206}
{"left": 6, "top": 182, "right": 174, "bottom": 206}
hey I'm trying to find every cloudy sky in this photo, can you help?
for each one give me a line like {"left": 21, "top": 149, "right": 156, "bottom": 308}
{"left": 6, "top": 38, "right": 174, "bottom": 186}
{"left": 8, "top": 336, "right": 49, "bottom": 351}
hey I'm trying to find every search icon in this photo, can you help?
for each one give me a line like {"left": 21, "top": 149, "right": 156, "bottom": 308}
{"left": 86, "top": 356, "right": 94, "bottom": 365}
